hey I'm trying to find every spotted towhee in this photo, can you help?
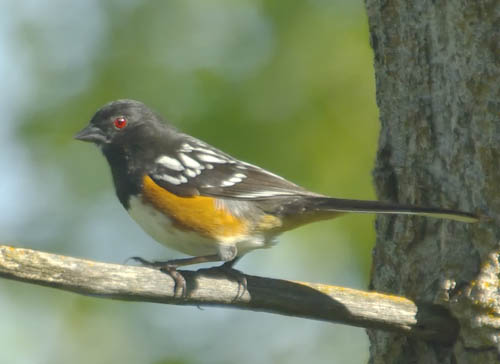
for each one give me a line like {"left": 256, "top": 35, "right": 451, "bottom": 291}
{"left": 75, "top": 99, "right": 477, "bottom": 292}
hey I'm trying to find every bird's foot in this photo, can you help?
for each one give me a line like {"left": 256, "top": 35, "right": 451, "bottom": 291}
{"left": 198, "top": 260, "right": 247, "bottom": 301}
{"left": 128, "top": 256, "right": 186, "bottom": 298}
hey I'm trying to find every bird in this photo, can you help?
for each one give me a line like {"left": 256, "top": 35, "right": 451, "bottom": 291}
{"left": 75, "top": 99, "right": 478, "bottom": 294}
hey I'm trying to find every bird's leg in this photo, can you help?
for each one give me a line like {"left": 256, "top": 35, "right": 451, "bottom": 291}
{"left": 130, "top": 255, "right": 221, "bottom": 298}
{"left": 130, "top": 246, "right": 247, "bottom": 299}
{"left": 220, "top": 256, "right": 242, "bottom": 269}
{"left": 197, "top": 246, "right": 248, "bottom": 300}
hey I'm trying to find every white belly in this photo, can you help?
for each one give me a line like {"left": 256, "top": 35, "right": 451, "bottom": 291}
{"left": 127, "top": 196, "right": 269, "bottom": 257}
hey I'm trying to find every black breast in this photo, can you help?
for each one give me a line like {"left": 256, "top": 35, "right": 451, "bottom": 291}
{"left": 102, "top": 145, "right": 143, "bottom": 209}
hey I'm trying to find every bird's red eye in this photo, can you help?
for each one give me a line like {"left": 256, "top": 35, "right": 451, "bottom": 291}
{"left": 114, "top": 117, "right": 127, "bottom": 129}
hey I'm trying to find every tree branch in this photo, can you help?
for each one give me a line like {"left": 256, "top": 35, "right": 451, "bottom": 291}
{"left": 0, "top": 244, "right": 457, "bottom": 343}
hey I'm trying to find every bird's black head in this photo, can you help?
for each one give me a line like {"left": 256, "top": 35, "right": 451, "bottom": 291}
{"left": 74, "top": 99, "right": 164, "bottom": 147}
{"left": 76, "top": 99, "right": 174, "bottom": 205}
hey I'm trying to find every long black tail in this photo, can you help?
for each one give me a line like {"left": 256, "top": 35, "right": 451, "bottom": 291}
{"left": 306, "top": 196, "right": 478, "bottom": 223}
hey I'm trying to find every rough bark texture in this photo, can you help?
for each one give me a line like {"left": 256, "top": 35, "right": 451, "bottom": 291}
{"left": 365, "top": 0, "right": 500, "bottom": 363}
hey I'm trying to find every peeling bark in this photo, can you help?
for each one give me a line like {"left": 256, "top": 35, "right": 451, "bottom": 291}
{"left": 365, "top": 0, "right": 500, "bottom": 362}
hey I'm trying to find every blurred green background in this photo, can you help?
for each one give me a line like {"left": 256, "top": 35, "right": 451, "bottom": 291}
{"left": 0, "top": 1, "right": 378, "bottom": 363}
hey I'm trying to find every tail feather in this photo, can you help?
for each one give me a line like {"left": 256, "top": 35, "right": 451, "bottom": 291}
{"left": 308, "top": 197, "right": 478, "bottom": 223}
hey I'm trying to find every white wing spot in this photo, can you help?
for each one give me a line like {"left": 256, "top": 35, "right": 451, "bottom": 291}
{"left": 197, "top": 154, "right": 227, "bottom": 164}
{"left": 180, "top": 143, "right": 194, "bottom": 152}
{"left": 205, "top": 163, "right": 214, "bottom": 169}
{"left": 228, "top": 176, "right": 243, "bottom": 183}
{"left": 233, "top": 173, "right": 247, "bottom": 179}
{"left": 178, "top": 175, "right": 188, "bottom": 183}
{"left": 179, "top": 153, "right": 201, "bottom": 169}
{"left": 195, "top": 147, "right": 218, "bottom": 155}
{"left": 155, "top": 174, "right": 183, "bottom": 185}
{"left": 156, "top": 156, "right": 184, "bottom": 171}
{"left": 221, "top": 180, "right": 236, "bottom": 187}
{"left": 236, "top": 190, "right": 293, "bottom": 198}
{"left": 184, "top": 169, "right": 197, "bottom": 178}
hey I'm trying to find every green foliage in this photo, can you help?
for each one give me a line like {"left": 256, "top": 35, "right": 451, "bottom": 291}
{"left": 4, "top": 1, "right": 377, "bottom": 363}
{"left": 16, "top": 0, "right": 378, "bottom": 268}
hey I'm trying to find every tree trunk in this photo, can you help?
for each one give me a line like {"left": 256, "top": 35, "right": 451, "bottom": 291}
{"left": 365, "top": 0, "right": 500, "bottom": 363}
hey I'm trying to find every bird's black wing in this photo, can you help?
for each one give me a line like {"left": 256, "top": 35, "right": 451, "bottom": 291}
{"left": 147, "top": 135, "right": 478, "bottom": 223}
{"left": 148, "top": 134, "right": 316, "bottom": 199}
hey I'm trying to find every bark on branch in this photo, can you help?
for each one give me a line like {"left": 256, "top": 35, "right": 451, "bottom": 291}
{"left": 0, "top": 244, "right": 458, "bottom": 343}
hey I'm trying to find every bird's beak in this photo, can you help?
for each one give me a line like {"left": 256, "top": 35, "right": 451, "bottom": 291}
{"left": 74, "top": 125, "right": 108, "bottom": 144}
